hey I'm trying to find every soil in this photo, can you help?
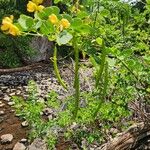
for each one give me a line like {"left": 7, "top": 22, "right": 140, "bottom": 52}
{"left": 0, "top": 100, "right": 28, "bottom": 150}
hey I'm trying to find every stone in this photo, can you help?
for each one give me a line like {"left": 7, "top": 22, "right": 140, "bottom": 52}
{"left": 20, "top": 138, "right": 28, "bottom": 143}
{"left": 43, "top": 108, "right": 53, "bottom": 116}
{"left": 13, "top": 142, "right": 26, "bottom": 150}
{"left": 9, "top": 92, "right": 16, "bottom": 96}
{"left": 21, "top": 121, "right": 29, "bottom": 127}
{"left": 1, "top": 134, "right": 13, "bottom": 143}
{"left": 28, "top": 138, "right": 47, "bottom": 150}
{"left": 0, "top": 103, "right": 5, "bottom": 107}
{"left": 0, "top": 111, "right": 4, "bottom": 115}
{"left": 0, "top": 90, "right": 3, "bottom": 97}
{"left": 3, "top": 95, "right": 10, "bottom": 101}
{"left": 8, "top": 101, "right": 15, "bottom": 106}
{"left": 48, "top": 115, "right": 53, "bottom": 120}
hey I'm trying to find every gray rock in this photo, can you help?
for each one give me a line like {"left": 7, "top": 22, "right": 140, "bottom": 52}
{"left": 13, "top": 142, "right": 26, "bottom": 150}
{"left": 1, "top": 134, "right": 13, "bottom": 143}
{"left": 28, "top": 138, "right": 48, "bottom": 150}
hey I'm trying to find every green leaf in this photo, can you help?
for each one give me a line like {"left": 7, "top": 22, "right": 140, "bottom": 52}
{"left": 96, "top": 37, "right": 103, "bottom": 46}
{"left": 61, "top": 14, "right": 72, "bottom": 22}
{"left": 77, "top": 11, "right": 89, "bottom": 19}
{"left": 78, "top": 24, "right": 91, "bottom": 34}
{"left": 71, "top": 18, "right": 82, "bottom": 29}
{"left": 18, "top": 15, "right": 34, "bottom": 31}
{"left": 37, "top": 6, "right": 60, "bottom": 19}
{"left": 56, "top": 31, "right": 73, "bottom": 45}
{"left": 40, "top": 20, "right": 54, "bottom": 35}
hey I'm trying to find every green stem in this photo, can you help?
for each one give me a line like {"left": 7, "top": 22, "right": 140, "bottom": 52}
{"left": 73, "top": 36, "right": 80, "bottom": 119}
{"left": 53, "top": 45, "right": 68, "bottom": 90}
{"left": 93, "top": 61, "right": 108, "bottom": 117}
{"left": 95, "top": 40, "right": 106, "bottom": 87}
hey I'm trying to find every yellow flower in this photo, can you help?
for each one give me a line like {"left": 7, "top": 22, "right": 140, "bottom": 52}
{"left": 32, "top": 0, "right": 43, "bottom": 5}
{"left": 1, "top": 16, "right": 20, "bottom": 36}
{"left": 2, "top": 15, "right": 14, "bottom": 24}
{"left": 9, "top": 24, "right": 20, "bottom": 36}
{"left": 1, "top": 15, "right": 14, "bottom": 31}
{"left": 49, "top": 14, "right": 58, "bottom": 24}
{"left": 1, "top": 22, "right": 11, "bottom": 31}
{"left": 60, "top": 18, "right": 70, "bottom": 29}
{"left": 27, "top": 1, "right": 37, "bottom": 12}
{"left": 37, "top": 5, "right": 45, "bottom": 11}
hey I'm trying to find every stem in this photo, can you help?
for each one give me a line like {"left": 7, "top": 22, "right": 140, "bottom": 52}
{"left": 53, "top": 45, "right": 68, "bottom": 90}
{"left": 93, "top": 61, "right": 108, "bottom": 117}
{"left": 95, "top": 40, "right": 106, "bottom": 87}
{"left": 73, "top": 36, "right": 80, "bottom": 119}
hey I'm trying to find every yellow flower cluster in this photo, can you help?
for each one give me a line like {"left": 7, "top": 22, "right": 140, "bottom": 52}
{"left": 27, "top": 0, "right": 44, "bottom": 12}
{"left": 1, "top": 15, "right": 20, "bottom": 36}
{"left": 49, "top": 14, "right": 70, "bottom": 31}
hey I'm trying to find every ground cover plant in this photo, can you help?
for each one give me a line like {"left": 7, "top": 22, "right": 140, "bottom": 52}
{"left": 1, "top": 0, "right": 150, "bottom": 149}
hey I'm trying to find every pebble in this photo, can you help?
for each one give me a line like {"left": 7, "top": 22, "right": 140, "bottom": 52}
{"left": 43, "top": 108, "right": 53, "bottom": 116}
{"left": 3, "top": 95, "right": 10, "bottom": 101}
{"left": 9, "top": 92, "right": 16, "bottom": 96}
{"left": 20, "top": 138, "right": 28, "bottom": 143}
{"left": 13, "top": 142, "right": 26, "bottom": 150}
{"left": 8, "top": 101, "right": 15, "bottom": 106}
{"left": 21, "top": 121, "right": 29, "bottom": 127}
{"left": 1, "top": 134, "right": 13, "bottom": 143}
{"left": 28, "top": 138, "right": 47, "bottom": 150}
{"left": 0, "top": 110, "right": 5, "bottom": 115}
{"left": 0, "top": 103, "right": 5, "bottom": 107}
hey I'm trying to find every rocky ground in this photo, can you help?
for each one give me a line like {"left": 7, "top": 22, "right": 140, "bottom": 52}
{"left": 0, "top": 61, "right": 94, "bottom": 150}
{"left": 1, "top": 61, "right": 150, "bottom": 150}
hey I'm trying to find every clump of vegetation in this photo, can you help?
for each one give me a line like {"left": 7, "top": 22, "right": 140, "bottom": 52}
{"left": 0, "top": 0, "right": 35, "bottom": 68}
{"left": 4, "top": 0, "right": 150, "bottom": 149}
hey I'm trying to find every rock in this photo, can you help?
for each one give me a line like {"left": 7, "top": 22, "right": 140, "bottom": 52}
{"left": 0, "top": 90, "right": 3, "bottom": 97}
{"left": 20, "top": 138, "right": 28, "bottom": 143}
{"left": 13, "top": 142, "right": 26, "bottom": 150}
{"left": 0, "top": 103, "right": 5, "bottom": 107}
{"left": 43, "top": 108, "right": 53, "bottom": 116}
{"left": 9, "top": 92, "right": 16, "bottom": 96}
{"left": 48, "top": 115, "right": 53, "bottom": 120}
{"left": 0, "top": 110, "right": 5, "bottom": 115}
{"left": 28, "top": 138, "right": 48, "bottom": 150}
{"left": 21, "top": 121, "right": 29, "bottom": 127}
{"left": 3, "top": 95, "right": 10, "bottom": 101}
{"left": 8, "top": 101, "right": 15, "bottom": 106}
{"left": 1, "top": 134, "right": 13, "bottom": 143}
{"left": 26, "top": 37, "right": 53, "bottom": 64}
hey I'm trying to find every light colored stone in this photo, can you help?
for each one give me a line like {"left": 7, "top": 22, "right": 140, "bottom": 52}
{"left": 21, "top": 121, "right": 29, "bottom": 127}
{"left": 9, "top": 92, "right": 16, "bottom": 96}
{"left": 8, "top": 101, "right": 15, "bottom": 106}
{"left": 1, "top": 134, "right": 13, "bottom": 143}
{"left": 0, "top": 103, "right": 5, "bottom": 107}
{"left": 20, "top": 138, "right": 28, "bottom": 143}
{"left": 3, "top": 95, "right": 10, "bottom": 101}
{"left": 28, "top": 138, "right": 47, "bottom": 150}
{"left": 0, "top": 110, "right": 4, "bottom": 115}
{"left": 13, "top": 142, "right": 26, "bottom": 150}
{"left": 43, "top": 108, "right": 53, "bottom": 116}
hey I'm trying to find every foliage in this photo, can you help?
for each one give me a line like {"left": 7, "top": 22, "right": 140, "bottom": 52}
{"left": 0, "top": 0, "right": 35, "bottom": 68}
{"left": 4, "top": 0, "right": 150, "bottom": 149}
